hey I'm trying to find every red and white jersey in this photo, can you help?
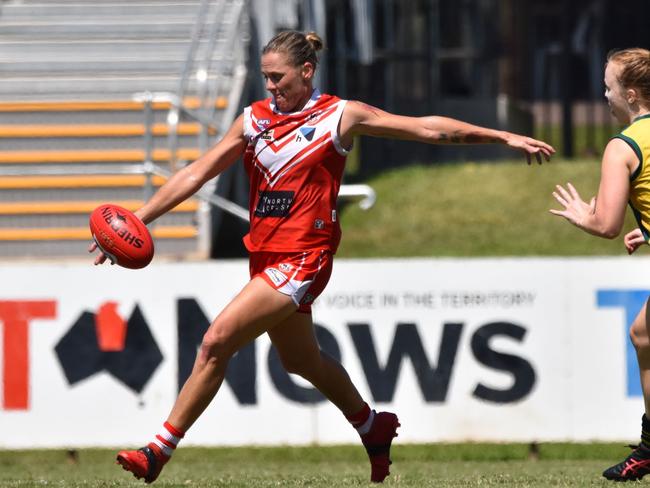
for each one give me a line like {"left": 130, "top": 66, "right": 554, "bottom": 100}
{"left": 242, "top": 90, "right": 349, "bottom": 253}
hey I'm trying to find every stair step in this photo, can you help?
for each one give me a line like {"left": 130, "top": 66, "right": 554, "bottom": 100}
{"left": 0, "top": 226, "right": 198, "bottom": 241}
{"left": 1, "top": 2, "right": 203, "bottom": 18}
{"left": 0, "top": 200, "right": 198, "bottom": 215}
{"left": 0, "top": 175, "right": 169, "bottom": 189}
{"left": 0, "top": 148, "right": 201, "bottom": 164}
{"left": 0, "top": 97, "right": 227, "bottom": 112}
{"left": 0, "top": 123, "right": 215, "bottom": 138}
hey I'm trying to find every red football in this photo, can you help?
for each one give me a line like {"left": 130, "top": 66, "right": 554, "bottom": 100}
{"left": 89, "top": 204, "right": 154, "bottom": 269}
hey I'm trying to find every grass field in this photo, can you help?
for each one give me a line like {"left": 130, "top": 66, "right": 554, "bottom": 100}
{"left": 0, "top": 443, "right": 638, "bottom": 487}
{"left": 338, "top": 158, "right": 640, "bottom": 257}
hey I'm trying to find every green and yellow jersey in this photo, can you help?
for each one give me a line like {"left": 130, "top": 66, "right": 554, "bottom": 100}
{"left": 614, "top": 114, "right": 650, "bottom": 240}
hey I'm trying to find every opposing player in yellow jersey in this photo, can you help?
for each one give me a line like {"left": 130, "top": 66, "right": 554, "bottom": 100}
{"left": 551, "top": 47, "right": 650, "bottom": 481}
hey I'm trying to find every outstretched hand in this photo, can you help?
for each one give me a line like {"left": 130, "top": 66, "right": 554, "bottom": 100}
{"left": 549, "top": 183, "right": 595, "bottom": 228}
{"left": 504, "top": 133, "right": 555, "bottom": 165}
{"left": 624, "top": 228, "right": 647, "bottom": 255}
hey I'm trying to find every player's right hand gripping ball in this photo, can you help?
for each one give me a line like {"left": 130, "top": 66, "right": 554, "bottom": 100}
{"left": 89, "top": 204, "right": 154, "bottom": 269}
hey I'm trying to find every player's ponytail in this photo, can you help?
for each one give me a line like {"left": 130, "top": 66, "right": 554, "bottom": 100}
{"left": 304, "top": 32, "right": 324, "bottom": 54}
{"left": 262, "top": 30, "right": 324, "bottom": 69}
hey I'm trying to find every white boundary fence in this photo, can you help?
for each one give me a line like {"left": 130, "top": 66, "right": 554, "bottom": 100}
{"left": 0, "top": 257, "right": 647, "bottom": 447}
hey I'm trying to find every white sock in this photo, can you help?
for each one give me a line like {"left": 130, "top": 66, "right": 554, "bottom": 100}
{"left": 152, "top": 421, "right": 184, "bottom": 457}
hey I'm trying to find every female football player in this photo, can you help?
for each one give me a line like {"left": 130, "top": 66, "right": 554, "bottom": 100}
{"left": 92, "top": 30, "right": 554, "bottom": 484}
{"left": 551, "top": 47, "right": 650, "bottom": 482}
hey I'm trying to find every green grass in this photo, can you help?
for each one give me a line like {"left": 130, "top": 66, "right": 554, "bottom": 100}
{"left": 0, "top": 443, "right": 636, "bottom": 487}
{"left": 338, "top": 158, "right": 639, "bottom": 257}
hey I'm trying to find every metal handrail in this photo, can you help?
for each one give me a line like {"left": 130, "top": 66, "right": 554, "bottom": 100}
{"left": 339, "top": 184, "right": 377, "bottom": 210}
{"left": 143, "top": 161, "right": 249, "bottom": 221}
{"left": 202, "top": 0, "right": 246, "bottom": 124}
{"left": 197, "top": 0, "right": 228, "bottom": 134}
{"left": 132, "top": 90, "right": 250, "bottom": 223}
{"left": 175, "top": 0, "right": 213, "bottom": 103}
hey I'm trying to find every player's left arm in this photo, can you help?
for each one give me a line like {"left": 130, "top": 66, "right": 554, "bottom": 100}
{"left": 550, "top": 138, "right": 633, "bottom": 238}
{"left": 339, "top": 100, "right": 555, "bottom": 164}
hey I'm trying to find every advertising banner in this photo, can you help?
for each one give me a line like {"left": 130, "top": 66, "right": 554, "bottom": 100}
{"left": 0, "top": 257, "right": 646, "bottom": 447}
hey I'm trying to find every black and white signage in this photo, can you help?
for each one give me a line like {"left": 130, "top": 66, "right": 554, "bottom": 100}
{"left": 0, "top": 258, "right": 644, "bottom": 447}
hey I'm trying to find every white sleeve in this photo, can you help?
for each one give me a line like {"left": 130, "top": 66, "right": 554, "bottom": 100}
{"left": 331, "top": 100, "right": 351, "bottom": 156}
{"left": 242, "top": 106, "right": 254, "bottom": 140}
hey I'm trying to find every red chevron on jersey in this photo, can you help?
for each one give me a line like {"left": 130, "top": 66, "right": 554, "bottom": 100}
{"left": 269, "top": 131, "right": 332, "bottom": 185}
{"left": 253, "top": 131, "right": 331, "bottom": 186}
{"left": 242, "top": 90, "right": 350, "bottom": 253}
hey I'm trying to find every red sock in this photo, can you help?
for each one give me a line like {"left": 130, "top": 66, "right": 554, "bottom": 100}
{"left": 347, "top": 403, "right": 375, "bottom": 436}
{"left": 152, "top": 421, "right": 185, "bottom": 457}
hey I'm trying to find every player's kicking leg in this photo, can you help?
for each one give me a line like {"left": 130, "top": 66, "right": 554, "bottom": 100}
{"left": 268, "top": 312, "right": 400, "bottom": 482}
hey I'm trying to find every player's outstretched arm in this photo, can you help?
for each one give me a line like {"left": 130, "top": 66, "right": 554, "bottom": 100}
{"left": 339, "top": 101, "right": 555, "bottom": 164}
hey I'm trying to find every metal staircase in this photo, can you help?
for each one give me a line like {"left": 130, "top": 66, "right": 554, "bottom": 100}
{"left": 0, "top": 0, "right": 250, "bottom": 260}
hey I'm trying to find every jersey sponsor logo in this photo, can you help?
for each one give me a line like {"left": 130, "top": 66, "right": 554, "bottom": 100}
{"left": 260, "top": 129, "right": 274, "bottom": 141}
{"left": 299, "top": 127, "right": 316, "bottom": 141}
{"left": 264, "top": 267, "right": 289, "bottom": 287}
{"left": 254, "top": 190, "right": 295, "bottom": 217}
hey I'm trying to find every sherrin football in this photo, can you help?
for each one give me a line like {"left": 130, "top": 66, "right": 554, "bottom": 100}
{"left": 89, "top": 204, "right": 154, "bottom": 269}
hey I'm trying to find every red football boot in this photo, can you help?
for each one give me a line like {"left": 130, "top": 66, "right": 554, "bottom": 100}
{"left": 116, "top": 442, "right": 169, "bottom": 484}
{"left": 361, "top": 411, "right": 400, "bottom": 482}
